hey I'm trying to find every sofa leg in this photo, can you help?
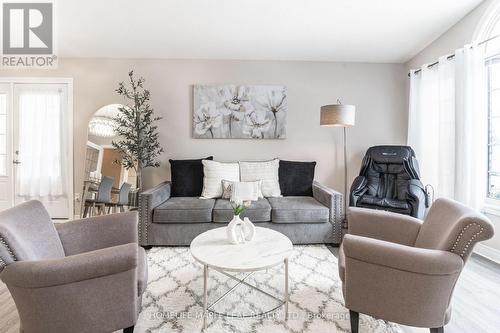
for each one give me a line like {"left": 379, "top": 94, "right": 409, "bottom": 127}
{"left": 430, "top": 328, "right": 444, "bottom": 333}
{"left": 349, "top": 310, "right": 359, "bottom": 333}
{"left": 123, "top": 326, "right": 134, "bottom": 333}
{"left": 142, "top": 245, "right": 153, "bottom": 250}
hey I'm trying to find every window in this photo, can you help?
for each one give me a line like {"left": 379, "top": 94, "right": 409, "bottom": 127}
{"left": 487, "top": 59, "right": 500, "bottom": 199}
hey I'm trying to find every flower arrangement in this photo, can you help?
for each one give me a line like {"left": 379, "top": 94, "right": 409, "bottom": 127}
{"left": 231, "top": 200, "right": 252, "bottom": 217}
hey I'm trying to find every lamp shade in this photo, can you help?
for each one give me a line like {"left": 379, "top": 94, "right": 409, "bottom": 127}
{"left": 320, "top": 104, "right": 356, "bottom": 127}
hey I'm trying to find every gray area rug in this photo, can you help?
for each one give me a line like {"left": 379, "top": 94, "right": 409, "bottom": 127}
{"left": 135, "top": 245, "right": 403, "bottom": 333}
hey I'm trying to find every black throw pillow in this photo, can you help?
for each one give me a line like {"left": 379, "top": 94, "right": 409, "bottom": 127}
{"left": 279, "top": 160, "right": 316, "bottom": 196}
{"left": 169, "top": 156, "right": 213, "bottom": 197}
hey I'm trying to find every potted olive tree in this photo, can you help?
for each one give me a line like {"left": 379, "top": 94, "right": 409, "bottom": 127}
{"left": 112, "top": 71, "right": 163, "bottom": 194}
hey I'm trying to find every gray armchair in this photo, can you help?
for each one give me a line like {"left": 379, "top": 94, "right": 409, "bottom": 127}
{"left": 339, "top": 198, "right": 495, "bottom": 333}
{"left": 0, "top": 200, "right": 147, "bottom": 333}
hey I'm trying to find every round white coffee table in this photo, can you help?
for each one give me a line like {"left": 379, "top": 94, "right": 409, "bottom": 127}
{"left": 190, "top": 227, "right": 293, "bottom": 328}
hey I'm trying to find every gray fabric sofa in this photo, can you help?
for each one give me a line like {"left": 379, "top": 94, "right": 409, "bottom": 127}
{"left": 139, "top": 181, "right": 343, "bottom": 246}
{"left": 0, "top": 200, "right": 146, "bottom": 333}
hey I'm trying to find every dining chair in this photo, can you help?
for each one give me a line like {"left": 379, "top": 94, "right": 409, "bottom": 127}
{"left": 108, "top": 182, "right": 132, "bottom": 213}
{"left": 83, "top": 176, "right": 114, "bottom": 217}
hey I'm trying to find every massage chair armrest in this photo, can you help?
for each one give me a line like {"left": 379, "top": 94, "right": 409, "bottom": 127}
{"left": 349, "top": 176, "right": 367, "bottom": 206}
{"left": 407, "top": 179, "right": 428, "bottom": 218}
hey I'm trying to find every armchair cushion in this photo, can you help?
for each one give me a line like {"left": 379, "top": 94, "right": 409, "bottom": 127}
{"left": 342, "top": 234, "right": 463, "bottom": 275}
{"left": 55, "top": 211, "right": 138, "bottom": 256}
{"left": 1, "top": 243, "right": 139, "bottom": 288}
{"left": 347, "top": 207, "right": 422, "bottom": 246}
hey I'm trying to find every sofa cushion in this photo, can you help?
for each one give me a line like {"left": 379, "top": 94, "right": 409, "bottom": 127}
{"left": 169, "top": 156, "right": 213, "bottom": 197}
{"left": 279, "top": 160, "right": 316, "bottom": 196}
{"left": 239, "top": 159, "right": 281, "bottom": 197}
{"left": 268, "top": 196, "right": 329, "bottom": 223}
{"left": 153, "top": 197, "right": 215, "bottom": 223}
{"left": 201, "top": 160, "right": 240, "bottom": 199}
{"left": 213, "top": 198, "right": 271, "bottom": 223}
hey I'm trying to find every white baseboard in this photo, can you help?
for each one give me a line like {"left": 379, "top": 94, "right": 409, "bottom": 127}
{"left": 474, "top": 244, "right": 500, "bottom": 264}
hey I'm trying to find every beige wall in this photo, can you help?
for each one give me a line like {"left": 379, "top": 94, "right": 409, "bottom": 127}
{"left": 0, "top": 58, "right": 407, "bottom": 214}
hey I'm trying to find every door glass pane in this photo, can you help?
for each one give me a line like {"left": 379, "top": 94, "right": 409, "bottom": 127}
{"left": 0, "top": 155, "right": 6, "bottom": 176}
{"left": 0, "top": 135, "right": 6, "bottom": 155}
{"left": 16, "top": 87, "right": 66, "bottom": 197}
{"left": 0, "top": 94, "right": 6, "bottom": 115}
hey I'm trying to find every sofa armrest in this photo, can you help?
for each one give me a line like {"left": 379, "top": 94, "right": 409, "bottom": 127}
{"left": 347, "top": 207, "right": 422, "bottom": 246}
{"left": 1, "top": 243, "right": 138, "bottom": 288}
{"left": 312, "top": 181, "right": 343, "bottom": 243}
{"left": 343, "top": 234, "right": 463, "bottom": 275}
{"left": 55, "top": 212, "right": 138, "bottom": 256}
{"left": 139, "top": 181, "right": 171, "bottom": 245}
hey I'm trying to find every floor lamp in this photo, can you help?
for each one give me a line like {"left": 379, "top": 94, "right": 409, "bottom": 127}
{"left": 320, "top": 100, "right": 356, "bottom": 227}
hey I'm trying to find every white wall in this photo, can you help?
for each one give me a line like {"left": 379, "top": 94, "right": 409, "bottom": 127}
{"left": 0, "top": 58, "right": 408, "bottom": 214}
{"left": 405, "top": 0, "right": 500, "bottom": 255}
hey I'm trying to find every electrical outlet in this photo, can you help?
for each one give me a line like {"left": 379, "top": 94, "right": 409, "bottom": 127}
{"left": 74, "top": 193, "right": 81, "bottom": 202}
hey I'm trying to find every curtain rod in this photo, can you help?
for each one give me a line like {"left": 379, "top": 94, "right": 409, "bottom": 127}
{"left": 407, "top": 33, "right": 500, "bottom": 77}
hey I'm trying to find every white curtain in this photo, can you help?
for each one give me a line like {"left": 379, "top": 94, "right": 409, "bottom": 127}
{"left": 408, "top": 44, "right": 487, "bottom": 210}
{"left": 17, "top": 87, "right": 67, "bottom": 197}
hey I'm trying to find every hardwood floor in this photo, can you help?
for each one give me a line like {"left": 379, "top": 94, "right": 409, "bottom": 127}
{"left": 0, "top": 251, "right": 498, "bottom": 332}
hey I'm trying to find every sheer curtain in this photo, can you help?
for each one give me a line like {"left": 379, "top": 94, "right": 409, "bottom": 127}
{"left": 408, "top": 44, "right": 487, "bottom": 210}
{"left": 17, "top": 87, "right": 67, "bottom": 197}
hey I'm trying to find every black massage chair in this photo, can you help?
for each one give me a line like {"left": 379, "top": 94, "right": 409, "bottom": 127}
{"left": 350, "top": 145, "right": 429, "bottom": 219}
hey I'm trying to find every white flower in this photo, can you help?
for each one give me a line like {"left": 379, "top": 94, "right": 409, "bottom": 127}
{"left": 194, "top": 102, "right": 222, "bottom": 137}
{"left": 258, "top": 89, "right": 286, "bottom": 137}
{"left": 243, "top": 111, "right": 271, "bottom": 139}
{"left": 259, "top": 89, "right": 286, "bottom": 115}
{"left": 219, "top": 86, "right": 250, "bottom": 113}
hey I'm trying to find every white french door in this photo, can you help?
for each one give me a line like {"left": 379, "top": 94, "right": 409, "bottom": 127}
{"left": 0, "top": 79, "right": 73, "bottom": 218}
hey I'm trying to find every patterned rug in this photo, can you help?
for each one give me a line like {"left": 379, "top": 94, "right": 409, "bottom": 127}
{"left": 135, "top": 245, "right": 403, "bottom": 333}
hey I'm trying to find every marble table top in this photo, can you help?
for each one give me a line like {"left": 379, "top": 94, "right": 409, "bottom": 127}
{"left": 190, "top": 227, "right": 293, "bottom": 272}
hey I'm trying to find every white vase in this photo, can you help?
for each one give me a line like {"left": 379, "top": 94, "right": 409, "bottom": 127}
{"left": 227, "top": 215, "right": 246, "bottom": 244}
{"left": 242, "top": 217, "right": 256, "bottom": 241}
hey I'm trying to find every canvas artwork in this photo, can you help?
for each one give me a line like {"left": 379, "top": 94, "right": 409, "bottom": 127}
{"left": 193, "top": 84, "right": 287, "bottom": 139}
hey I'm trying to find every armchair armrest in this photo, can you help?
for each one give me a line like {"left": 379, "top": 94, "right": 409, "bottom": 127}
{"left": 347, "top": 207, "right": 422, "bottom": 246}
{"left": 55, "top": 212, "right": 138, "bottom": 256}
{"left": 1, "top": 243, "right": 138, "bottom": 288}
{"left": 312, "top": 181, "right": 343, "bottom": 243}
{"left": 139, "top": 181, "right": 171, "bottom": 245}
{"left": 343, "top": 234, "right": 463, "bottom": 275}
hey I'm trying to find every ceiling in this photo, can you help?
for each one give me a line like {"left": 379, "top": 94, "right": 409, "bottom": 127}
{"left": 58, "top": 0, "right": 483, "bottom": 63}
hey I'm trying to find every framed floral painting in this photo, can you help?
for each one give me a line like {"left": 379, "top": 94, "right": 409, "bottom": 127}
{"left": 193, "top": 84, "right": 287, "bottom": 139}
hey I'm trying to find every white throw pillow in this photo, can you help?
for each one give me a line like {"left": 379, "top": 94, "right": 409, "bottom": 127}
{"left": 222, "top": 180, "right": 263, "bottom": 200}
{"left": 239, "top": 159, "right": 281, "bottom": 197}
{"left": 201, "top": 160, "right": 240, "bottom": 198}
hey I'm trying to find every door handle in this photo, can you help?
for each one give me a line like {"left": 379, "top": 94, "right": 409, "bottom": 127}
{"left": 13, "top": 160, "right": 21, "bottom": 165}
